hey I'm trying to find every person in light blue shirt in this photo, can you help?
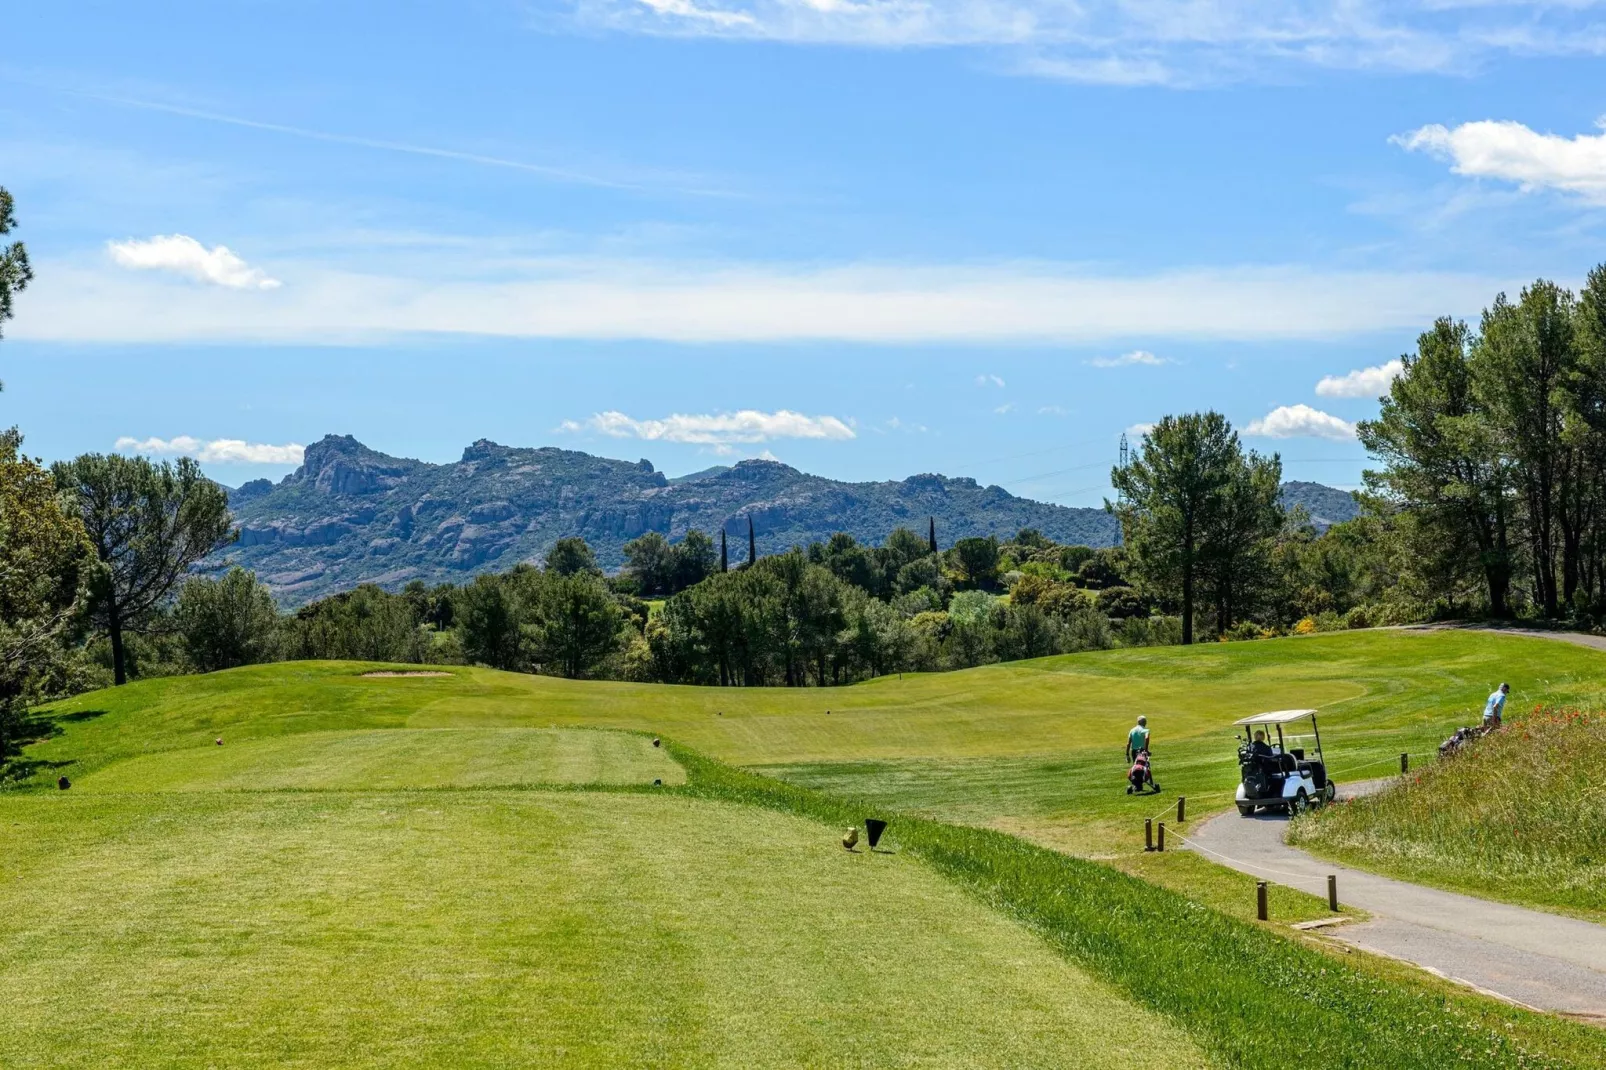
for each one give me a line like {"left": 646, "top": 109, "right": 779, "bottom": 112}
{"left": 1482, "top": 683, "right": 1510, "bottom": 731}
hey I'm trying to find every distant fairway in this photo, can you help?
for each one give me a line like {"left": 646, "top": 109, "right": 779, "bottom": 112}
{"left": 30, "top": 629, "right": 1606, "bottom": 850}
{"left": 79, "top": 727, "right": 684, "bottom": 792}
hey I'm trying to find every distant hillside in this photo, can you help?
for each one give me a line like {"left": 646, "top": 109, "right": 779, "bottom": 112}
{"left": 1280, "top": 480, "right": 1360, "bottom": 530}
{"left": 220, "top": 435, "right": 1122, "bottom": 604}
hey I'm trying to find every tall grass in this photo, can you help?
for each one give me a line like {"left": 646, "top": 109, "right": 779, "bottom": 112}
{"left": 1291, "top": 705, "right": 1606, "bottom": 917}
{"left": 668, "top": 741, "right": 1603, "bottom": 1070}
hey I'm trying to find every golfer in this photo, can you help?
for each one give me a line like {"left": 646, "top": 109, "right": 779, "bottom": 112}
{"left": 1126, "top": 716, "right": 1151, "bottom": 763}
{"left": 1482, "top": 682, "right": 1510, "bottom": 731}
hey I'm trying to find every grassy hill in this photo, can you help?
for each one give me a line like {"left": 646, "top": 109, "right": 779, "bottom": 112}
{"left": 8, "top": 631, "right": 1606, "bottom": 1067}
{"left": 1291, "top": 704, "right": 1606, "bottom": 919}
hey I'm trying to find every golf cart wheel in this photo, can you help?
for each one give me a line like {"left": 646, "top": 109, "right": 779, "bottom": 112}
{"left": 1325, "top": 781, "right": 1337, "bottom": 804}
{"left": 1288, "top": 790, "right": 1310, "bottom": 816}
{"left": 1237, "top": 803, "right": 1254, "bottom": 817}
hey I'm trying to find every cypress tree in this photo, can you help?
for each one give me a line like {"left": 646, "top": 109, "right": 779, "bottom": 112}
{"left": 748, "top": 515, "right": 756, "bottom": 566}
{"left": 928, "top": 516, "right": 938, "bottom": 554}
{"left": 720, "top": 528, "right": 728, "bottom": 573}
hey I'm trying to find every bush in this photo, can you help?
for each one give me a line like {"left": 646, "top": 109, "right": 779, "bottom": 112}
{"left": 1343, "top": 605, "right": 1372, "bottom": 630}
{"left": 1293, "top": 616, "right": 1318, "bottom": 635}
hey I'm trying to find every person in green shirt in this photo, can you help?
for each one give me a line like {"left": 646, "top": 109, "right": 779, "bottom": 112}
{"left": 1126, "top": 716, "right": 1151, "bottom": 763}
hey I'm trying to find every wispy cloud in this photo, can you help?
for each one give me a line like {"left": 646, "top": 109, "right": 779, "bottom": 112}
{"left": 1316, "top": 358, "right": 1403, "bottom": 398}
{"left": 109, "top": 235, "right": 282, "bottom": 291}
{"left": 1245, "top": 404, "right": 1356, "bottom": 441}
{"left": 1037, "top": 404, "right": 1067, "bottom": 416}
{"left": 74, "top": 89, "right": 728, "bottom": 197}
{"left": 1395, "top": 118, "right": 1606, "bottom": 204}
{"left": 16, "top": 255, "right": 1511, "bottom": 345}
{"left": 993, "top": 402, "right": 1015, "bottom": 414}
{"left": 1086, "top": 349, "right": 1171, "bottom": 368}
{"left": 976, "top": 373, "right": 1006, "bottom": 387}
{"left": 565, "top": 1, "right": 1606, "bottom": 86}
{"left": 1125, "top": 422, "right": 1156, "bottom": 437}
{"left": 560, "top": 409, "right": 856, "bottom": 447}
{"left": 115, "top": 435, "right": 305, "bottom": 464}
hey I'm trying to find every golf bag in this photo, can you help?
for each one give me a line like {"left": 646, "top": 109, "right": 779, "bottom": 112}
{"left": 1128, "top": 751, "right": 1154, "bottom": 794}
{"left": 1439, "top": 726, "right": 1479, "bottom": 759}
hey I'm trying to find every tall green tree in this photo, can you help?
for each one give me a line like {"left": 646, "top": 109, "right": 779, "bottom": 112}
{"left": 1569, "top": 265, "right": 1606, "bottom": 610}
{"left": 1198, "top": 449, "right": 1284, "bottom": 636}
{"left": 951, "top": 536, "right": 1001, "bottom": 591}
{"left": 0, "top": 187, "right": 32, "bottom": 362}
{"left": 529, "top": 573, "right": 621, "bottom": 678}
{"left": 1359, "top": 319, "right": 1515, "bottom": 616}
{"left": 0, "top": 430, "right": 91, "bottom": 757}
{"left": 1474, "top": 283, "right": 1578, "bottom": 615}
{"left": 544, "top": 536, "right": 600, "bottom": 577}
{"left": 176, "top": 567, "right": 280, "bottom": 672}
{"left": 622, "top": 531, "right": 674, "bottom": 595}
{"left": 1110, "top": 412, "right": 1240, "bottom": 644}
{"left": 52, "top": 453, "right": 234, "bottom": 684}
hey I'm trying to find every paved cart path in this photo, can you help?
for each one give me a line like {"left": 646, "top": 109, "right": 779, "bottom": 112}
{"left": 1185, "top": 785, "right": 1606, "bottom": 1020}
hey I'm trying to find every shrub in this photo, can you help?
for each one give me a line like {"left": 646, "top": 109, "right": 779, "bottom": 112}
{"left": 1293, "top": 616, "right": 1318, "bottom": 635}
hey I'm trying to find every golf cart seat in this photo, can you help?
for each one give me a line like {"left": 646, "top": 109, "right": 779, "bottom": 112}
{"left": 1278, "top": 753, "right": 1297, "bottom": 774}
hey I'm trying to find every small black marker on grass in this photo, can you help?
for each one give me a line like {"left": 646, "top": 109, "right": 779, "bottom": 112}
{"left": 652, "top": 737, "right": 661, "bottom": 748}
{"left": 865, "top": 818, "right": 888, "bottom": 849}
{"left": 57, "top": 776, "right": 70, "bottom": 791}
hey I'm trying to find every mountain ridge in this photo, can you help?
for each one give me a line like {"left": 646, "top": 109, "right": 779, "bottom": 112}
{"left": 220, "top": 435, "right": 1124, "bottom": 604}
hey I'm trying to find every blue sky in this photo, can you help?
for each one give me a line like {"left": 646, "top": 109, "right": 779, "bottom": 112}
{"left": 5, "top": 1, "right": 1606, "bottom": 503}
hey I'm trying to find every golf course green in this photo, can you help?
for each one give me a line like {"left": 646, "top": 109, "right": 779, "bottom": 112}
{"left": 7, "top": 627, "right": 1606, "bottom": 1068}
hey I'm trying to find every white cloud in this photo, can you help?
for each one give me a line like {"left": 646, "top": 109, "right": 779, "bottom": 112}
{"left": 994, "top": 403, "right": 1015, "bottom": 414}
{"left": 1125, "top": 422, "right": 1156, "bottom": 437}
{"left": 976, "top": 373, "right": 1006, "bottom": 387}
{"left": 1038, "top": 404, "right": 1067, "bottom": 416}
{"left": 1395, "top": 119, "right": 1606, "bottom": 203}
{"left": 1245, "top": 404, "right": 1357, "bottom": 441}
{"left": 636, "top": 0, "right": 755, "bottom": 26}
{"left": 564, "top": 409, "right": 856, "bottom": 446}
{"left": 566, "top": 1, "right": 1606, "bottom": 85}
{"left": 15, "top": 256, "right": 1514, "bottom": 345}
{"left": 1086, "top": 349, "right": 1171, "bottom": 368}
{"left": 115, "top": 435, "right": 305, "bottom": 464}
{"left": 1316, "top": 358, "right": 1403, "bottom": 398}
{"left": 108, "top": 235, "right": 282, "bottom": 290}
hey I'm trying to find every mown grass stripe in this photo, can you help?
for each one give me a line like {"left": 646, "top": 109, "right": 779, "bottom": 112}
{"left": 667, "top": 741, "right": 1599, "bottom": 1070}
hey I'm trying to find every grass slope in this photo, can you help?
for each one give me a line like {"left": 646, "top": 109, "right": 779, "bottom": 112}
{"left": 1291, "top": 705, "right": 1606, "bottom": 919}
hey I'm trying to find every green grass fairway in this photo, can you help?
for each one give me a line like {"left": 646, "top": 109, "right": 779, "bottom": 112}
{"left": 1291, "top": 705, "right": 1606, "bottom": 920}
{"left": 28, "top": 629, "right": 1606, "bottom": 854}
{"left": 11, "top": 643, "right": 1606, "bottom": 1069}
{"left": 0, "top": 788, "right": 1209, "bottom": 1068}
{"left": 78, "top": 727, "right": 684, "bottom": 792}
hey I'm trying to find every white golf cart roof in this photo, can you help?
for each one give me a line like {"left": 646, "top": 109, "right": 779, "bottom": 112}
{"left": 1233, "top": 709, "right": 1319, "bottom": 726}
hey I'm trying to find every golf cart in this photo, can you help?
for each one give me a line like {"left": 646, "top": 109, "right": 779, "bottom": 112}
{"left": 1233, "top": 709, "right": 1336, "bottom": 816}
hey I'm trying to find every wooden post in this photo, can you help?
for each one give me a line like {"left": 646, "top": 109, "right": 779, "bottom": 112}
{"left": 1400, "top": 752, "right": 1409, "bottom": 774}
{"left": 1327, "top": 874, "right": 1338, "bottom": 913}
{"left": 1256, "top": 881, "right": 1269, "bottom": 921}
{"left": 1144, "top": 818, "right": 1153, "bottom": 852}
{"left": 1177, "top": 796, "right": 1186, "bottom": 823}
{"left": 1157, "top": 822, "right": 1166, "bottom": 852}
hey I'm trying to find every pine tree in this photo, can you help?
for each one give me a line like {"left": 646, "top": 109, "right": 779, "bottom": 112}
{"left": 928, "top": 516, "right": 938, "bottom": 554}
{"left": 720, "top": 528, "right": 728, "bottom": 573}
{"left": 748, "top": 515, "right": 756, "bottom": 566}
